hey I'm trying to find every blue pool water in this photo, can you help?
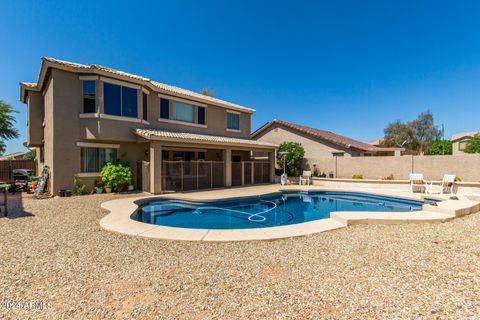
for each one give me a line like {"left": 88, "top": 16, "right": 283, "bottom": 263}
{"left": 134, "top": 191, "right": 424, "bottom": 229}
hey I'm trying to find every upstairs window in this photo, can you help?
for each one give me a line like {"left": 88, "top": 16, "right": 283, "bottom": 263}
{"left": 172, "top": 101, "right": 194, "bottom": 123}
{"left": 142, "top": 92, "right": 148, "bottom": 121}
{"left": 83, "top": 80, "right": 96, "bottom": 113}
{"left": 81, "top": 147, "right": 117, "bottom": 172}
{"left": 227, "top": 112, "right": 240, "bottom": 130}
{"left": 104, "top": 82, "right": 138, "bottom": 118}
{"left": 198, "top": 106, "right": 206, "bottom": 125}
{"left": 160, "top": 98, "right": 169, "bottom": 119}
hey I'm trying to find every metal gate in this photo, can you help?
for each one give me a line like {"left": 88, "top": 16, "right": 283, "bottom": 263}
{"left": 232, "top": 161, "right": 271, "bottom": 186}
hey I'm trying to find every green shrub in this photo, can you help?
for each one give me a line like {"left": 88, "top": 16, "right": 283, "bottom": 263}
{"left": 100, "top": 162, "right": 132, "bottom": 192}
{"left": 429, "top": 140, "right": 452, "bottom": 155}
{"left": 382, "top": 174, "right": 394, "bottom": 180}
{"left": 352, "top": 174, "right": 363, "bottom": 179}
{"left": 276, "top": 142, "right": 305, "bottom": 177}
{"left": 73, "top": 176, "right": 89, "bottom": 196}
{"left": 465, "top": 134, "right": 480, "bottom": 153}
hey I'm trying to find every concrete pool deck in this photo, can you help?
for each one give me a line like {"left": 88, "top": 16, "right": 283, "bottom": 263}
{"left": 100, "top": 184, "right": 480, "bottom": 241}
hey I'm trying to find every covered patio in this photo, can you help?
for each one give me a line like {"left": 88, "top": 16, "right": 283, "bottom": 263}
{"left": 133, "top": 128, "right": 278, "bottom": 193}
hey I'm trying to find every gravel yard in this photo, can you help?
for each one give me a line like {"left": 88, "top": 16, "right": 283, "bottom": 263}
{"left": 1, "top": 192, "right": 480, "bottom": 319}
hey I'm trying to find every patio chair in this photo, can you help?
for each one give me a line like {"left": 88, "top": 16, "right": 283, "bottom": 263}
{"left": 409, "top": 173, "right": 426, "bottom": 193}
{"left": 299, "top": 170, "right": 312, "bottom": 185}
{"left": 427, "top": 174, "right": 456, "bottom": 194}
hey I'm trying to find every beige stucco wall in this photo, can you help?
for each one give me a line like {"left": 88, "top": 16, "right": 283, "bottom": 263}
{"left": 43, "top": 77, "right": 55, "bottom": 192}
{"left": 145, "top": 93, "right": 251, "bottom": 139}
{"left": 452, "top": 140, "right": 468, "bottom": 155}
{"left": 254, "top": 125, "right": 361, "bottom": 170}
{"left": 26, "top": 67, "right": 256, "bottom": 194}
{"left": 312, "top": 154, "right": 480, "bottom": 181}
{"left": 26, "top": 91, "right": 44, "bottom": 147}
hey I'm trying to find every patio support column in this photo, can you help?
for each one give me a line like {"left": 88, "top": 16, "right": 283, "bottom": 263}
{"left": 225, "top": 148, "right": 232, "bottom": 187}
{"left": 268, "top": 150, "right": 275, "bottom": 183}
{"left": 150, "top": 141, "right": 162, "bottom": 194}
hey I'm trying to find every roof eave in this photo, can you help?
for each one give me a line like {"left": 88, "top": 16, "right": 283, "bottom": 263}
{"left": 133, "top": 130, "right": 277, "bottom": 149}
{"left": 26, "top": 57, "right": 255, "bottom": 113}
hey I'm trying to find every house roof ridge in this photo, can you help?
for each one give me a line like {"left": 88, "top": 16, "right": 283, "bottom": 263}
{"left": 252, "top": 119, "right": 376, "bottom": 152}
{"left": 23, "top": 57, "right": 254, "bottom": 113}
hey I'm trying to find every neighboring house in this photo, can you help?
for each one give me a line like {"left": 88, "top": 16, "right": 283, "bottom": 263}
{"left": 251, "top": 120, "right": 405, "bottom": 164}
{"left": 0, "top": 151, "right": 26, "bottom": 161}
{"left": 451, "top": 132, "right": 479, "bottom": 155}
{"left": 368, "top": 138, "right": 412, "bottom": 156}
{"left": 20, "top": 57, "right": 276, "bottom": 194}
{"left": 367, "top": 138, "right": 383, "bottom": 147}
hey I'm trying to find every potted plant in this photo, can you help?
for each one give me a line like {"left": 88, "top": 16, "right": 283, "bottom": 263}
{"left": 72, "top": 176, "right": 89, "bottom": 196}
{"left": 100, "top": 162, "right": 132, "bottom": 193}
{"left": 94, "top": 180, "right": 104, "bottom": 194}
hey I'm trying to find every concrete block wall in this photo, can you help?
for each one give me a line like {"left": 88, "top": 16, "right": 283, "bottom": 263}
{"left": 310, "top": 154, "right": 480, "bottom": 181}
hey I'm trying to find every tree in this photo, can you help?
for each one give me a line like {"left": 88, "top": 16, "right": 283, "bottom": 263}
{"left": 0, "top": 100, "right": 19, "bottom": 155}
{"left": 464, "top": 134, "right": 480, "bottom": 154}
{"left": 276, "top": 142, "right": 305, "bottom": 177}
{"left": 429, "top": 140, "right": 452, "bottom": 155}
{"left": 410, "top": 110, "right": 441, "bottom": 154}
{"left": 22, "top": 142, "right": 36, "bottom": 160}
{"left": 381, "top": 110, "right": 440, "bottom": 154}
{"left": 199, "top": 88, "right": 214, "bottom": 97}
{"left": 381, "top": 120, "right": 417, "bottom": 150}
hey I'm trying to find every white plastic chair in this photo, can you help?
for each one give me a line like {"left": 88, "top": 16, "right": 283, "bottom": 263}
{"left": 427, "top": 174, "right": 456, "bottom": 194}
{"left": 409, "top": 173, "right": 426, "bottom": 193}
{"left": 299, "top": 171, "right": 312, "bottom": 185}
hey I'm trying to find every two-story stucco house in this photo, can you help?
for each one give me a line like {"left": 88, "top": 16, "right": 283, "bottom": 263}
{"left": 20, "top": 57, "right": 276, "bottom": 194}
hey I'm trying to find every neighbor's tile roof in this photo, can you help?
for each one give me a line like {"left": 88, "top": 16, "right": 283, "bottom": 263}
{"left": 21, "top": 57, "right": 255, "bottom": 113}
{"left": 251, "top": 119, "right": 377, "bottom": 152}
{"left": 368, "top": 138, "right": 383, "bottom": 146}
{"left": 134, "top": 128, "right": 277, "bottom": 148}
{"left": 451, "top": 131, "right": 479, "bottom": 141}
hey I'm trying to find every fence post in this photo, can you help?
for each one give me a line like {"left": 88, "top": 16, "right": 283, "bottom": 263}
{"left": 181, "top": 161, "right": 184, "bottom": 191}
{"left": 196, "top": 161, "right": 199, "bottom": 190}
{"left": 411, "top": 155, "right": 414, "bottom": 175}
{"left": 241, "top": 162, "right": 245, "bottom": 185}
{"left": 251, "top": 161, "right": 254, "bottom": 184}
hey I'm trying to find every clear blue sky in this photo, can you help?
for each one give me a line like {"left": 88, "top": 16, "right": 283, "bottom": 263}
{"left": 1, "top": 0, "right": 480, "bottom": 154}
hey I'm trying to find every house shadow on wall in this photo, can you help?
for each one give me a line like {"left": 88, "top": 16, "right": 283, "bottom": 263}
{"left": 0, "top": 192, "right": 34, "bottom": 219}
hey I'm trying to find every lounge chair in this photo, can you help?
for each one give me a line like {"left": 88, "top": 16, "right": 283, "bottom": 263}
{"left": 427, "top": 174, "right": 456, "bottom": 194}
{"left": 299, "top": 171, "right": 312, "bottom": 185}
{"left": 409, "top": 173, "right": 427, "bottom": 193}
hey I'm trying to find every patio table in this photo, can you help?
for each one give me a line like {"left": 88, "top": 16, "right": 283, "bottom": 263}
{"left": 0, "top": 183, "right": 8, "bottom": 216}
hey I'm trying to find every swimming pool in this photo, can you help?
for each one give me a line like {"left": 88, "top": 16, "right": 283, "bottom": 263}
{"left": 134, "top": 191, "right": 425, "bottom": 230}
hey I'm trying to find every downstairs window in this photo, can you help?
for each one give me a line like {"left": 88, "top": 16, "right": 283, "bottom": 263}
{"left": 81, "top": 147, "right": 117, "bottom": 172}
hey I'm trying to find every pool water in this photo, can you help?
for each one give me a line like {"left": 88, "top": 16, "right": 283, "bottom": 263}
{"left": 134, "top": 191, "right": 424, "bottom": 229}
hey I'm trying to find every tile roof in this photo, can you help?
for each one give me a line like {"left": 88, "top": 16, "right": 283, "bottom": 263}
{"left": 368, "top": 138, "right": 383, "bottom": 146}
{"left": 133, "top": 128, "right": 277, "bottom": 149}
{"left": 451, "top": 131, "right": 479, "bottom": 141}
{"left": 251, "top": 119, "right": 377, "bottom": 152}
{"left": 21, "top": 57, "right": 254, "bottom": 113}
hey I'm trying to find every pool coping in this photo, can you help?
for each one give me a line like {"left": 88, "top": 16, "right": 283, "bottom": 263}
{"left": 99, "top": 185, "right": 480, "bottom": 242}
